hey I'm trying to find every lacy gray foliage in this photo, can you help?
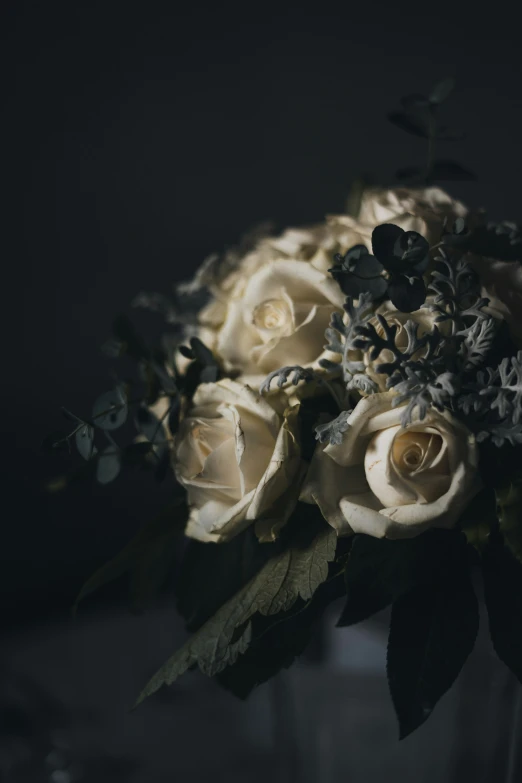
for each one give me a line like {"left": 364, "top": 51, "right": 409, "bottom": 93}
{"left": 352, "top": 316, "right": 456, "bottom": 425}
{"left": 321, "top": 293, "right": 378, "bottom": 393}
{"left": 424, "top": 248, "right": 490, "bottom": 335}
{"left": 391, "top": 368, "right": 459, "bottom": 427}
{"left": 459, "top": 352, "right": 522, "bottom": 446}
{"left": 461, "top": 316, "right": 498, "bottom": 372}
{"left": 259, "top": 365, "right": 318, "bottom": 394}
{"left": 315, "top": 410, "right": 353, "bottom": 445}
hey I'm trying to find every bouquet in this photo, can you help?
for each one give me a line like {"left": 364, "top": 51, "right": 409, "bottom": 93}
{"left": 47, "top": 79, "right": 522, "bottom": 739}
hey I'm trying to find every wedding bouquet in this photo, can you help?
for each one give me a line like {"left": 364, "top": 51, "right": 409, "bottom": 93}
{"left": 47, "top": 79, "right": 522, "bottom": 738}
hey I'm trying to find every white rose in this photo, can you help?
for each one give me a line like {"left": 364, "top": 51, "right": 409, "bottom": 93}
{"left": 300, "top": 392, "right": 480, "bottom": 539}
{"left": 213, "top": 259, "right": 344, "bottom": 384}
{"left": 175, "top": 379, "right": 302, "bottom": 543}
{"left": 355, "top": 186, "right": 468, "bottom": 243}
{"left": 470, "top": 254, "right": 522, "bottom": 346}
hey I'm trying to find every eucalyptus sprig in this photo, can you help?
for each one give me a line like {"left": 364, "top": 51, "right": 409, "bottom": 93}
{"left": 388, "top": 78, "right": 476, "bottom": 185}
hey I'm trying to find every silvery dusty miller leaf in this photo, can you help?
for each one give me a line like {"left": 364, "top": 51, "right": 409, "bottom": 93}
{"left": 134, "top": 524, "right": 336, "bottom": 706}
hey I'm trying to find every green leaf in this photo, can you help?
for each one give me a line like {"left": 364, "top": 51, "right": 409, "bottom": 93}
{"left": 73, "top": 500, "right": 186, "bottom": 614}
{"left": 337, "top": 530, "right": 458, "bottom": 627}
{"left": 400, "top": 93, "right": 430, "bottom": 110}
{"left": 395, "top": 165, "right": 424, "bottom": 184}
{"left": 429, "top": 77, "right": 456, "bottom": 105}
{"left": 92, "top": 388, "right": 128, "bottom": 430}
{"left": 429, "top": 159, "right": 476, "bottom": 182}
{"left": 134, "top": 523, "right": 336, "bottom": 706}
{"left": 217, "top": 574, "right": 345, "bottom": 698}
{"left": 96, "top": 447, "right": 121, "bottom": 484}
{"left": 75, "top": 424, "right": 97, "bottom": 460}
{"left": 177, "top": 528, "right": 278, "bottom": 631}
{"left": 496, "top": 472, "right": 522, "bottom": 562}
{"left": 387, "top": 537, "right": 479, "bottom": 739}
{"left": 388, "top": 111, "right": 429, "bottom": 139}
{"left": 483, "top": 535, "right": 522, "bottom": 684}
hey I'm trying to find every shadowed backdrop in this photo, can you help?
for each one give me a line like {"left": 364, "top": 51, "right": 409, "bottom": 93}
{"left": 4, "top": 1, "right": 522, "bottom": 622}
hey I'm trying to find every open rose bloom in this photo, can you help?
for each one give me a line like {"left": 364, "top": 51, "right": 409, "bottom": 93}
{"left": 72, "top": 179, "right": 522, "bottom": 735}
{"left": 175, "top": 380, "right": 301, "bottom": 543}
{"left": 300, "top": 393, "right": 481, "bottom": 539}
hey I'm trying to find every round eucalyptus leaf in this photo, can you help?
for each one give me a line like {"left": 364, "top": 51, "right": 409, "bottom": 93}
{"left": 341, "top": 244, "right": 370, "bottom": 270}
{"left": 96, "top": 448, "right": 121, "bottom": 485}
{"left": 454, "top": 217, "right": 467, "bottom": 235}
{"left": 401, "top": 93, "right": 430, "bottom": 110}
{"left": 92, "top": 389, "right": 127, "bottom": 430}
{"left": 330, "top": 267, "right": 387, "bottom": 300}
{"left": 388, "top": 274, "right": 426, "bottom": 312}
{"left": 387, "top": 111, "right": 429, "bottom": 139}
{"left": 352, "top": 253, "right": 384, "bottom": 279}
{"left": 371, "top": 223, "right": 405, "bottom": 271}
{"left": 75, "top": 424, "right": 97, "bottom": 460}
{"left": 429, "top": 77, "right": 455, "bottom": 105}
{"left": 394, "top": 231, "right": 430, "bottom": 274}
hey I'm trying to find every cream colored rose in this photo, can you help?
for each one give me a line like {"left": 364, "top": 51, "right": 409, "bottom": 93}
{"left": 470, "top": 254, "right": 522, "bottom": 346}
{"left": 175, "top": 379, "right": 302, "bottom": 544}
{"left": 356, "top": 186, "right": 468, "bottom": 243}
{"left": 300, "top": 393, "right": 480, "bottom": 539}
{"left": 194, "top": 186, "right": 466, "bottom": 334}
{"left": 213, "top": 259, "right": 344, "bottom": 383}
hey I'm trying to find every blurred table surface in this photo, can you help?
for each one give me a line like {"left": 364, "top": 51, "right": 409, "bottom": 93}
{"left": 1, "top": 598, "right": 521, "bottom": 783}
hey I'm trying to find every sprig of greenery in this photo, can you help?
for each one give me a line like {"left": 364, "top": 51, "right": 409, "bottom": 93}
{"left": 320, "top": 292, "right": 378, "bottom": 394}
{"left": 388, "top": 78, "right": 476, "bottom": 185}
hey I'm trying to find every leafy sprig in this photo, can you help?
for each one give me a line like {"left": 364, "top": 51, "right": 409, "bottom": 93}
{"left": 319, "top": 292, "right": 377, "bottom": 393}
{"left": 388, "top": 77, "right": 476, "bottom": 185}
{"left": 459, "top": 351, "right": 522, "bottom": 446}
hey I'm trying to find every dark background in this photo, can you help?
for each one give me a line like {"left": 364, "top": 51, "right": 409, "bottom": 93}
{"left": 5, "top": 1, "right": 522, "bottom": 624}
{"left": 2, "top": 3, "right": 522, "bottom": 779}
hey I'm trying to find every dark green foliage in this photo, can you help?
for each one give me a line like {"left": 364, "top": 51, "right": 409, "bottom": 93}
{"left": 483, "top": 534, "right": 522, "bottom": 685}
{"left": 134, "top": 518, "right": 336, "bottom": 706}
{"left": 328, "top": 226, "right": 430, "bottom": 312}
{"left": 444, "top": 221, "right": 521, "bottom": 262}
{"left": 337, "top": 530, "right": 464, "bottom": 626}
{"left": 95, "top": 446, "right": 121, "bottom": 485}
{"left": 177, "top": 527, "right": 279, "bottom": 632}
{"left": 217, "top": 574, "right": 346, "bottom": 698}
{"left": 397, "top": 160, "right": 476, "bottom": 184}
{"left": 387, "top": 542, "right": 478, "bottom": 739}
{"left": 388, "top": 78, "right": 468, "bottom": 186}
